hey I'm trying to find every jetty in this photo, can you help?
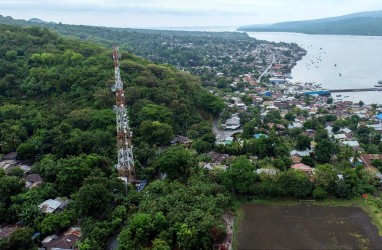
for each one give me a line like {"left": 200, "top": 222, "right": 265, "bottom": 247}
{"left": 305, "top": 88, "right": 381, "bottom": 95}
{"left": 329, "top": 88, "right": 382, "bottom": 93}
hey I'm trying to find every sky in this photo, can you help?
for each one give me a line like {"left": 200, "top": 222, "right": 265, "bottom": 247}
{"left": 1, "top": 0, "right": 382, "bottom": 28}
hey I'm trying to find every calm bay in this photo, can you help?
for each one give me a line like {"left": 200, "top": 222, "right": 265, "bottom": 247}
{"left": 247, "top": 32, "right": 382, "bottom": 104}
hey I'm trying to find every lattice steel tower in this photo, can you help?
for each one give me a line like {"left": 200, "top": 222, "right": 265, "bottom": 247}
{"left": 111, "top": 45, "right": 136, "bottom": 183}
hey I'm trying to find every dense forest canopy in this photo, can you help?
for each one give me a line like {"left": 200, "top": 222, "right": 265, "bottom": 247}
{"left": 0, "top": 24, "right": 226, "bottom": 249}
{"left": 0, "top": 16, "right": 270, "bottom": 88}
{"left": 0, "top": 24, "right": 223, "bottom": 162}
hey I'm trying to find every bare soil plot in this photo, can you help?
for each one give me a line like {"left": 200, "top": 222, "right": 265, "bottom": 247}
{"left": 237, "top": 204, "right": 382, "bottom": 250}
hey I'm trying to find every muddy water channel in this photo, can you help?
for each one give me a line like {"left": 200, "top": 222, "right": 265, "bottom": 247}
{"left": 237, "top": 204, "right": 382, "bottom": 249}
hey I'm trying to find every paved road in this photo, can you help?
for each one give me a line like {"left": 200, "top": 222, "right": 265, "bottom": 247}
{"left": 257, "top": 52, "right": 275, "bottom": 83}
{"left": 106, "top": 231, "right": 119, "bottom": 250}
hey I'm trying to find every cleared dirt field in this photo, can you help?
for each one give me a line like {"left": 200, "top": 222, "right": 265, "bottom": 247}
{"left": 237, "top": 204, "right": 382, "bottom": 250}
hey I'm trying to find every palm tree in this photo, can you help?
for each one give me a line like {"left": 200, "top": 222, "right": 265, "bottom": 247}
{"left": 352, "top": 150, "right": 360, "bottom": 166}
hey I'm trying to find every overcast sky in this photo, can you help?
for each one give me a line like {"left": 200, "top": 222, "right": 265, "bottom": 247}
{"left": 1, "top": 0, "right": 382, "bottom": 28}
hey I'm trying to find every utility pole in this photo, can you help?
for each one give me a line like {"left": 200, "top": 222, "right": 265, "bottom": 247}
{"left": 111, "top": 45, "right": 136, "bottom": 190}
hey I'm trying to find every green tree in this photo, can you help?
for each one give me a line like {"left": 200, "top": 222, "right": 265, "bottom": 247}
{"left": 242, "top": 120, "right": 256, "bottom": 139}
{"left": 314, "top": 164, "right": 337, "bottom": 192}
{"left": 199, "top": 92, "right": 225, "bottom": 115}
{"left": 137, "top": 104, "right": 174, "bottom": 126}
{"left": 295, "top": 134, "right": 311, "bottom": 150}
{"left": 75, "top": 183, "right": 112, "bottom": 218}
{"left": 301, "top": 156, "right": 316, "bottom": 167}
{"left": 38, "top": 210, "right": 77, "bottom": 234}
{"left": 343, "top": 166, "right": 378, "bottom": 196}
{"left": 277, "top": 170, "right": 313, "bottom": 198}
{"left": 176, "top": 223, "right": 197, "bottom": 250}
{"left": 0, "top": 176, "right": 25, "bottom": 205}
{"left": 314, "top": 128, "right": 329, "bottom": 142}
{"left": 334, "top": 180, "right": 351, "bottom": 198}
{"left": 313, "top": 186, "right": 328, "bottom": 199}
{"left": 284, "top": 112, "right": 295, "bottom": 122}
{"left": 156, "top": 146, "right": 197, "bottom": 181}
{"left": 117, "top": 213, "right": 153, "bottom": 249}
{"left": 139, "top": 121, "right": 174, "bottom": 146}
{"left": 57, "top": 156, "right": 92, "bottom": 196}
{"left": 221, "top": 156, "right": 257, "bottom": 194}
{"left": 192, "top": 139, "right": 212, "bottom": 154}
{"left": 152, "top": 238, "right": 171, "bottom": 250}
{"left": 315, "top": 139, "right": 335, "bottom": 163}
{"left": 6, "top": 227, "right": 34, "bottom": 250}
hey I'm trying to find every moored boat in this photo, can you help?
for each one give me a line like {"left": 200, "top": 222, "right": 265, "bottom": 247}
{"left": 374, "top": 80, "right": 382, "bottom": 87}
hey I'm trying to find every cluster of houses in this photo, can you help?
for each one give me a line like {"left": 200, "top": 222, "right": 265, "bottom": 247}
{"left": 0, "top": 196, "right": 80, "bottom": 250}
{"left": 0, "top": 152, "right": 30, "bottom": 174}
{"left": 209, "top": 50, "right": 382, "bottom": 180}
{"left": 0, "top": 152, "right": 81, "bottom": 249}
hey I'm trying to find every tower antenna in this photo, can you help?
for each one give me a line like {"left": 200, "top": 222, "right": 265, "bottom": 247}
{"left": 112, "top": 45, "right": 136, "bottom": 185}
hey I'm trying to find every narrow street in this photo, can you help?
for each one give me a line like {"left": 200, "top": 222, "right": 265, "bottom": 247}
{"left": 257, "top": 52, "right": 275, "bottom": 83}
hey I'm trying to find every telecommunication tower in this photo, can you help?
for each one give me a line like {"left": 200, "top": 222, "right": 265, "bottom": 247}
{"left": 111, "top": 45, "right": 136, "bottom": 184}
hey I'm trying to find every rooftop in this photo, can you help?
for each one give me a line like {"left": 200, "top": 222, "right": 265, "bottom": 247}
{"left": 42, "top": 227, "right": 81, "bottom": 250}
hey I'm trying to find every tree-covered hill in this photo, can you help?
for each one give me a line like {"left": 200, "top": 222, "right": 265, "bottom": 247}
{"left": 0, "top": 24, "right": 227, "bottom": 250}
{"left": 0, "top": 15, "right": 270, "bottom": 88}
{"left": 0, "top": 24, "right": 223, "bottom": 162}
{"left": 238, "top": 10, "right": 382, "bottom": 36}
{"left": 0, "top": 15, "right": 257, "bottom": 66}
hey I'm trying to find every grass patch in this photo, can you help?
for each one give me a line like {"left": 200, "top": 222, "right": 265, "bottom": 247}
{"left": 360, "top": 197, "right": 382, "bottom": 236}
{"left": 232, "top": 206, "right": 243, "bottom": 250}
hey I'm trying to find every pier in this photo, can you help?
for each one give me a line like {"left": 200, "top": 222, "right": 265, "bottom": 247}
{"left": 305, "top": 88, "right": 382, "bottom": 95}
{"left": 329, "top": 88, "right": 382, "bottom": 93}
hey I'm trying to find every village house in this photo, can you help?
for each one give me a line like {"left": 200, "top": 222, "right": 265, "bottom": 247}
{"left": 203, "top": 163, "right": 228, "bottom": 171}
{"left": 25, "top": 174, "right": 43, "bottom": 189}
{"left": 39, "top": 198, "right": 69, "bottom": 214}
{"left": 2, "top": 152, "right": 17, "bottom": 161}
{"left": 288, "top": 122, "right": 303, "bottom": 129}
{"left": 290, "top": 155, "right": 302, "bottom": 164}
{"left": 290, "top": 163, "right": 313, "bottom": 175}
{"left": 207, "top": 151, "right": 229, "bottom": 164}
{"left": 42, "top": 226, "right": 81, "bottom": 250}
{"left": 171, "top": 135, "right": 192, "bottom": 147}
{"left": 224, "top": 136, "right": 234, "bottom": 145}
{"left": 224, "top": 116, "right": 241, "bottom": 130}
{"left": 303, "top": 129, "right": 316, "bottom": 138}
{"left": 0, "top": 160, "right": 19, "bottom": 172}
{"left": 290, "top": 149, "right": 312, "bottom": 158}
{"left": 342, "top": 141, "right": 363, "bottom": 151}
{"left": 339, "top": 127, "right": 352, "bottom": 136}
{"left": 0, "top": 225, "right": 20, "bottom": 240}
{"left": 367, "top": 124, "right": 382, "bottom": 134}
{"left": 349, "top": 156, "right": 363, "bottom": 167}
{"left": 360, "top": 154, "right": 382, "bottom": 168}
{"left": 334, "top": 134, "right": 347, "bottom": 141}
{"left": 256, "top": 167, "right": 278, "bottom": 176}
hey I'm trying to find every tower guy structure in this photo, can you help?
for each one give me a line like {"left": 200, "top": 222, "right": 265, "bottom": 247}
{"left": 112, "top": 45, "right": 136, "bottom": 183}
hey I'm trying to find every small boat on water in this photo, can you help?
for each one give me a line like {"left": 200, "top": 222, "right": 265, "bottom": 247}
{"left": 339, "top": 73, "right": 342, "bottom": 76}
{"left": 336, "top": 95, "right": 341, "bottom": 97}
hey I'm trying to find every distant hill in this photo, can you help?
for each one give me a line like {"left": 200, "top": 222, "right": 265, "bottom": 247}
{"left": 238, "top": 10, "right": 382, "bottom": 36}
{"left": 28, "top": 18, "right": 50, "bottom": 24}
